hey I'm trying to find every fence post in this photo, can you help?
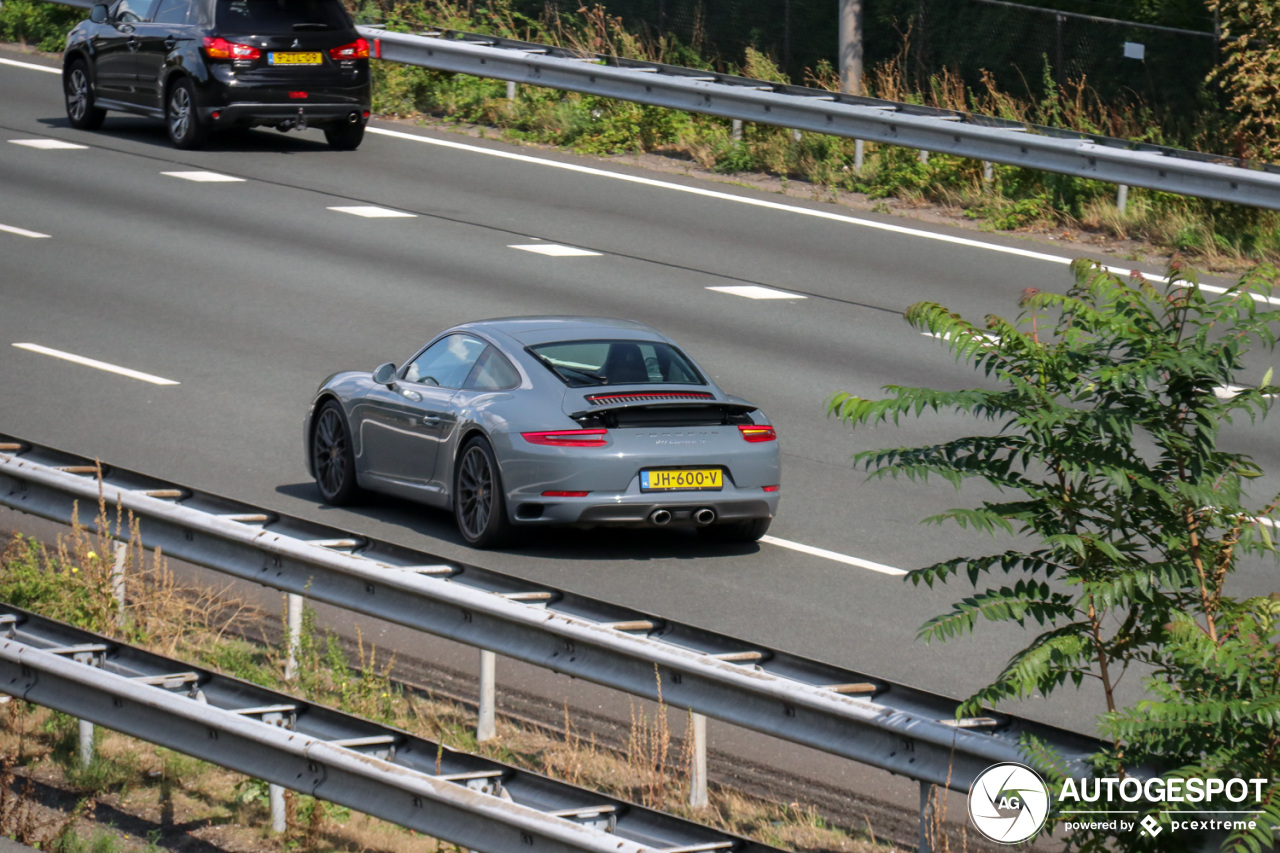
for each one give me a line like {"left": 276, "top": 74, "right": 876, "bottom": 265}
{"left": 284, "top": 593, "right": 302, "bottom": 682}
{"left": 477, "top": 649, "right": 497, "bottom": 742}
{"left": 688, "top": 712, "right": 708, "bottom": 808}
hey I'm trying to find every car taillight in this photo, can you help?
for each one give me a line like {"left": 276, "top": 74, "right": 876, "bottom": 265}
{"left": 329, "top": 38, "right": 369, "bottom": 60}
{"left": 763, "top": 485, "right": 780, "bottom": 492}
{"left": 738, "top": 425, "right": 776, "bottom": 442}
{"left": 521, "top": 429, "right": 609, "bottom": 447}
{"left": 203, "top": 37, "right": 260, "bottom": 60}
{"left": 542, "top": 490, "right": 590, "bottom": 497}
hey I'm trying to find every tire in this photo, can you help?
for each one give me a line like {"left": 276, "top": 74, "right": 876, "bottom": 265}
{"left": 697, "top": 517, "right": 772, "bottom": 543}
{"left": 311, "top": 401, "right": 360, "bottom": 506}
{"left": 64, "top": 60, "right": 106, "bottom": 130}
{"left": 324, "top": 121, "right": 365, "bottom": 151}
{"left": 454, "top": 437, "right": 514, "bottom": 549}
{"left": 166, "top": 78, "right": 208, "bottom": 150}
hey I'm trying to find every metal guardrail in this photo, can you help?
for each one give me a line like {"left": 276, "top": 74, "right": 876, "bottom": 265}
{"left": 32, "top": 0, "right": 1280, "bottom": 209}
{"left": 360, "top": 26, "right": 1280, "bottom": 210}
{"left": 0, "top": 604, "right": 776, "bottom": 853}
{"left": 0, "top": 435, "right": 1105, "bottom": 794}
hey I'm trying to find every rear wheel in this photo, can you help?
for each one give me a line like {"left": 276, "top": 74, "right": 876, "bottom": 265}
{"left": 64, "top": 60, "right": 106, "bottom": 130}
{"left": 166, "top": 78, "right": 207, "bottom": 150}
{"left": 324, "top": 121, "right": 365, "bottom": 151}
{"left": 454, "top": 437, "right": 513, "bottom": 549}
{"left": 698, "top": 517, "right": 771, "bottom": 543}
{"left": 311, "top": 401, "right": 359, "bottom": 505}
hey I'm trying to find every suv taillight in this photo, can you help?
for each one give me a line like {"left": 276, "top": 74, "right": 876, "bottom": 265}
{"left": 203, "top": 37, "right": 260, "bottom": 60}
{"left": 329, "top": 39, "right": 369, "bottom": 60}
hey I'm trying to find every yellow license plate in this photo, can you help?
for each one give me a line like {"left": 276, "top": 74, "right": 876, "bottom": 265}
{"left": 269, "top": 52, "right": 323, "bottom": 65}
{"left": 641, "top": 468, "right": 723, "bottom": 491}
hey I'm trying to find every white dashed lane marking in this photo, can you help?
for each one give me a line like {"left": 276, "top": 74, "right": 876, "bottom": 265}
{"left": 9, "top": 139, "right": 88, "bottom": 150}
{"left": 708, "top": 285, "right": 805, "bottom": 300}
{"left": 509, "top": 243, "right": 601, "bottom": 257}
{"left": 0, "top": 224, "right": 50, "bottom": 239}
{"left": 13, "top": 343, "right": 180, "bottom": 386}
{"left": 327, "top": 206, "right": 416, "bottom": 218}
{"left": 0, "top": 58, "right": 59, "bottom": 73}
{"left": 163, "top": 171, "right": 246, "bottom": 182}
{"left": 761, "top": 536, "right": 907, "bottom": 575}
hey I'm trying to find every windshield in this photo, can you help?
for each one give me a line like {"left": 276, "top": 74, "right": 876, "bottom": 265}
{"left": 528, "top": 340, "right": 706, "bottom": 388}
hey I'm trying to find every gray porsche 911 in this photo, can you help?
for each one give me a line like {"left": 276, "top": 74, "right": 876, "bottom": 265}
{"left": 304, "top": 317, "right": 780, "bottom": 548}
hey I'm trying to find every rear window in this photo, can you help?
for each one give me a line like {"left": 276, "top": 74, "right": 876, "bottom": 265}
{"left": 215, "top": 0, "right": 351, "bottom": 32}
{"left": 528, "top": 340, "right": 705, "bottom": 388}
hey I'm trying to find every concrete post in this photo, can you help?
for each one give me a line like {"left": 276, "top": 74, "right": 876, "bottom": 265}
{"left": 284, "top": 593, "right": 302, "bottom": 681}
{"left": 111, "top": 541, "right": 127, "bottom": 627}
{"left": 688, "top": 712, "right": 708, "bottom": 809}
{"left": 855, "top": 139, "right": 865, "bottom": 171}
{"left": 731, "top": 119, "right": 742, "bottom": 142}
{"left": 477, "top": 650, "right": 497, "bottom": 742}
{"left": 506, "top": 80, "right": 516, "bottom": 100}
{"left": 1117, "top": 183, "right": 1129, "bottom": 215}
{"left": 270, "top": 783, "right": 286, "bottom": 833}
{"left": 78, "top": 719, "right": 94, "bottom": 768}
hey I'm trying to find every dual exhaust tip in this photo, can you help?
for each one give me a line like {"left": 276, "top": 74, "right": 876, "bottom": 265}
{"left": 649, "top": 508, "right": 716, "bottom": 527}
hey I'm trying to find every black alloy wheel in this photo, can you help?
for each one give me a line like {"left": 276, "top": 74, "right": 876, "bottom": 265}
{"left": 324, "top": 121, "right": 365, "bottom": 151}
{"left": 312, "top": 401, "right": 359, "bottom": 505}
{"left": 166, "top": 78, "right": 208, "bottom": 150}
{"left": 64, "top": 60, "right": 106, "bottom": 130}
{"left": 454, "top": 437, "right": 513, "bottom": 549}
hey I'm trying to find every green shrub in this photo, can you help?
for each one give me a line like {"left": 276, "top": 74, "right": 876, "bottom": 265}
{"left": 0, "top": 0, "right": 81, "bottom": 52}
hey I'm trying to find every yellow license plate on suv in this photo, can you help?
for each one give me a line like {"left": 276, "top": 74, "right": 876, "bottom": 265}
{"left": 641, "top": 468, "right": 723, "bottom": 491}
{"left": 269, "top": 52, "right": 323, "bottom": 65}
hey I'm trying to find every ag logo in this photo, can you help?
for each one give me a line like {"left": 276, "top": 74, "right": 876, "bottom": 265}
{"left": 968, "top": 762, "right": 1050, "bottom": 844}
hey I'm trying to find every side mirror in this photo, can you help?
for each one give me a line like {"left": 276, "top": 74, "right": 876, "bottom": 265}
{"left": 90, "top": 4, "right": 108, "bottom": 22}
{"left": 372, "top": 362, "right": 397, "bottom": 386}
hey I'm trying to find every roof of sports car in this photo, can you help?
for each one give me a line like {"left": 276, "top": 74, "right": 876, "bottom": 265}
{"left": 458, "top": 316, "right": 661, "bottom": 344}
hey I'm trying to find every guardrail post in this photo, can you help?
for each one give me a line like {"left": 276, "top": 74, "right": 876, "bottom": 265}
{"left": 506, "top": 80, "right": 517, "bottom": 100}
{"left": 477, "top": 649, "right": 497, "bottom": 742}
{"left": 983, "top": 160, "right": 994, "bottom": 186}
{"left": 284, "top": 593, "right": 303, "bottom": 681}
{"left": 854, "top": 139, "right": 865, "bottom": 172}
{"left": 731, "top": 119, "right": 742, "bottom": 142}
{"left": 78, "top": 719, "right": 94, "bottom": 768}
{"left": 1116, "top": 183, "right": 1129, "bottom": 214}
{"left": 688, "top": 712, "right": 708, "bottom": 809}
{"left": 918, "top": 781, "right": 935, "bottom": 853}
{"left": 270, "top": 783, "right": 286, "bottom": 833}
{"left": 919, "top": 150, "right": 930, "bottom": 165}
{"left": 111, "top": 541, "right": 127, "bottom": 627}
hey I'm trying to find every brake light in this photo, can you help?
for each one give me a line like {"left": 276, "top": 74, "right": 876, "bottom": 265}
{"left": 542, "top": 490, "right": 590, "bottom": 497}
{"left": 203, "top": 37, "right": 260, "bottom": 60}
{"left": 738, "top": 425, "right": 777, "bottom": 442}
{"left": 763, "top": 485, "right": 780, "bottom": 492}
{"left": 521, "top": 429, "right": 609, "bottom": 447}
{"left": 329, "top": 38, "right": 369, "bottom": 60}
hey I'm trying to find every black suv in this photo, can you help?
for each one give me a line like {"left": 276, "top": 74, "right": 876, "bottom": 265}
{"left": 63, "top": 0, "right": 372, "bottom": 150}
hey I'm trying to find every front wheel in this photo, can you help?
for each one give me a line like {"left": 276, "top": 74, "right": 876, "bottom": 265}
{"left": 311, "top": 401, "right": 360, "bottom": 505}
{"left": 324, "top": 121, "right": 364, "bottom": 151}
{"left": 166, "top": 78, "right": 207, "bottom": 150}
{"left": 454, "top": 437, "right": 514, "bottom": 549}
{"left": 65, "top": 60, "right": 106, "bottom": 130}
{"left": 698, "top": 517, "right": 771, "bottom": 543}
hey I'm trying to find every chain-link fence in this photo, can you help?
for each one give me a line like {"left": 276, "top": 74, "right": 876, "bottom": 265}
{"left": 530, "top": 0, "right": 1221, "bottom": 126}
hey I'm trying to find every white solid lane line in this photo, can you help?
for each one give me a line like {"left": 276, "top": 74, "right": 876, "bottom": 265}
{"left": 0, "top": 58, "right": 59, "bottom": 73}
{"left": 708, "top": 285, "right": 805, "bottom": 300}
{"left": 761, "top": 535, "right": 908, "bottom": 576}
{"left": 509, "top": 243, "right": 601, "bottom": 256}
{"left": 0, "top": 224, "right": 50, "bottom": 239}
{"left": 328, "top": 205, "right": 416, "bottom": 218}
{"left": 9, "top": 139, "right": 88, "bottom": 150}
{"left": 13, "top": 344, "right": 180, "bottom": 386}
{"left": 162, "top": 171, "right": 245, "bottom": 182}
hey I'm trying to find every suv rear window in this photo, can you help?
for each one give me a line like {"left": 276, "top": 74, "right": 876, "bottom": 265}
{"left": 215, "top": 0, "right": 350, "bottom": 33}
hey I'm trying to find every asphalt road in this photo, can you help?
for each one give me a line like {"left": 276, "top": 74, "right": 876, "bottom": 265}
{"left": 2, "top": 44, "right": 1278, "bottom": 832}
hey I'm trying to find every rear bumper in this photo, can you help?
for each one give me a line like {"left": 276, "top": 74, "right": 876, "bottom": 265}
{"left": 200, "top": 101, "right": 367, "bottom": 126}
{"left": 509, "top": 492, "right": 779, "bottom": 527}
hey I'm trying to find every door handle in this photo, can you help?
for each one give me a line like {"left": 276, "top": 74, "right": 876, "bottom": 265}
{"left": 128, "top": 36, "right": 140, "bottom": 49}
{"left": 421, "top": 414, "right": 445, "bottom": 424}
{"left": 164, "top": 36, "right": 177, "bottom": 49}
